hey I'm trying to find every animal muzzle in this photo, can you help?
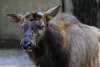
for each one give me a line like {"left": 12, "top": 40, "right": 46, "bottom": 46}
{"left": 20, "top": 34, "right": 36, "bottom": 49}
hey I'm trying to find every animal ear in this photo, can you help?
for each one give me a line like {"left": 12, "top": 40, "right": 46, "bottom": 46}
{"left": 44, "top": 5, "right": 61, "bottom": 21}
{"left": 7, "top": 14, "right": 23, "bottom": 23}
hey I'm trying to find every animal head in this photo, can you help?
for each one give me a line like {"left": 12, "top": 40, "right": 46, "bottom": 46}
{"left": 7, "top": 5, "right": 61, "bottom": 49}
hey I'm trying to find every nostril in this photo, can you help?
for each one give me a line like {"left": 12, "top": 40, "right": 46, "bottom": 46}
{"left": 20, "top": 39, "right": 32, "bottom": 49}
{"left": 22, "top": 43, "right": 31, "bottom": 49}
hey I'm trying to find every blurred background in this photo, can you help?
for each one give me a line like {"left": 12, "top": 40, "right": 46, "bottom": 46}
{"left": 0, "top": 0, "right": 99, "bottom": 66}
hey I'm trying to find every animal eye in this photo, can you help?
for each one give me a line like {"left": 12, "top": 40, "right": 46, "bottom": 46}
{"left": 40, "top": 25, "right": 44, "bottom": 29}
{"left": 30, "top": 19, "right": 34, "bottom": 21}
{"left": 37, "top": 24, "right": 44, "bottom": 29}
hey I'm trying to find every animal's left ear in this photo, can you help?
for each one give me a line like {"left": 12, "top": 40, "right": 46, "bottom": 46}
{"left": 44, "top": 5, "right": 61, "bottom": 21}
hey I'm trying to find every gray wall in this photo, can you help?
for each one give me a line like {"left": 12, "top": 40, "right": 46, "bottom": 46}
{"left": 0, "top": 0, "right": 72, "bottom": 40}
{"left": 65, "top": 0, "right": 73, "bottom": 14}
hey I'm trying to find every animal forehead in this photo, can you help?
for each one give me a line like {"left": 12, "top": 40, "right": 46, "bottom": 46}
{"left": 25, "top": 11, "right": 44, "bottom": 18}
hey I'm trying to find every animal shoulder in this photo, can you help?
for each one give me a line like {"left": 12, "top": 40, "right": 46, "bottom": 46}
{"left": 49, "top": 13, "right": 80, "bottom": 31}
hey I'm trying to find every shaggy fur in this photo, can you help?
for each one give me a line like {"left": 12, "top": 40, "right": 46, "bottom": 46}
{"left": 7, "top": 5, "right": 100, "bottom": 67}
{"left": 28, "top": 13, "right": 100, "bottom": 67}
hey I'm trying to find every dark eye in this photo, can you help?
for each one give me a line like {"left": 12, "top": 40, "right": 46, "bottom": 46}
{"left": 40, "top": 25, "right": 44, "bottom": 29}
{"left": 37, "top": 23, "right": 44, "bottom": 29}
{"left": 30, "top": 19, "right": 34, "bottom": 21}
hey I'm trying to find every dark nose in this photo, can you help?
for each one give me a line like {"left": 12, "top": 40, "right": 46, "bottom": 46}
{"left": 20, "top": 35, "right": 32, "bottom": 49}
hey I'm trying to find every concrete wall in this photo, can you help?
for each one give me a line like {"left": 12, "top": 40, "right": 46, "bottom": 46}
{"left": 0, "top": 0, "right": 73, "bottom": 40}
{"left": 0, "top": 0, "right": 60, "bottom": 39}
{"left": 65, "top": 0, "right": 73, "bottom": 14}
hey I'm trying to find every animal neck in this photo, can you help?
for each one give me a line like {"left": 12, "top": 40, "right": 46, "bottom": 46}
{"left": 35, "top": 27, "right": 70, "bottom": 67}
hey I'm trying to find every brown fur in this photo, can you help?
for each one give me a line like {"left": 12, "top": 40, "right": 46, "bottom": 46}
{"left": 47, "top": 13, "right": 100, "bottom": 67}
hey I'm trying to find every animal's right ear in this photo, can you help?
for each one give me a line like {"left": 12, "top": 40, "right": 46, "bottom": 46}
{"left": 7, "top": 14, "right": 23, "bottom": 23}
